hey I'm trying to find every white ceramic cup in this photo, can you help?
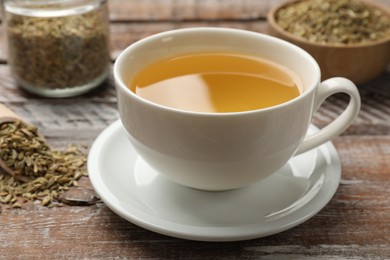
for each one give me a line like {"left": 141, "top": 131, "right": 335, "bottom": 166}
{"left": 114, "top": 28, "right": 361, "bottom": 191}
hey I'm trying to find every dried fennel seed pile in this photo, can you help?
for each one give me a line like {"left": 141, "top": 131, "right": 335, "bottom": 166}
{"left": 6, "top": 7, "right": 109, "bottom": 90}
{"left": 0, "top": 121, "right": 87, "bottom": 209}
{"left": 276, "top": 0, "right": 390, "bottom": 44}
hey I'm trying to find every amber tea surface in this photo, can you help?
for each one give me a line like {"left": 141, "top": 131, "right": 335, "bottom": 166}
{"left": 129, "top": 53, "right": 301, "bottom": 113}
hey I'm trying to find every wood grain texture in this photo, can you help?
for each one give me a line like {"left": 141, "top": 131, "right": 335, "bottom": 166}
{"left": 1, "top": 0, "right": 387, "bottom": 22}
{"left": 107, "top": 0, "right": 390, "bottom": 21}
{"left": 0, "top": 137, "right": 389, "bottom": 258}
{"left": 107, "top": 0, "right": 276, "bottom": 21}
{"left": 109, "top": 21, "right": 269, "bottom": 59}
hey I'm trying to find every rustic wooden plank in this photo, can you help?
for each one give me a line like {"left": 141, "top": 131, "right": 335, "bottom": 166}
{"left": 2, "top": 0, "right": 387, "bottom": 22}
{"left": 108, "top": 0, "right": 275, "bottom": 21}
{"left": 1, "top": 202, "right": 389, "bottom": 258}
{"left": 107, "top": 0, "right": 390, "bottom": 21}
{"left": 0, "top": 135, "right": 389, "bottom": 258}
{"left": 0, "top": 0, "right": 271, "bottom": 22}
{"left": 110, "top": 21, "right": 268, "bottom": 59}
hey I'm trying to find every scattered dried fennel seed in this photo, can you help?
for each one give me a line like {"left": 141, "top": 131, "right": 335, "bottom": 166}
{"left": 0, "top": 121, "right": 51, "bottom": 177}
{"left": 0, "top": 121, "right": 87, "bottom": 209}
{"left": 276, "top": 0, "right": 390, "bottom": 44}
{"left": 5, "top": 5, "right": 109, "bottom": 90}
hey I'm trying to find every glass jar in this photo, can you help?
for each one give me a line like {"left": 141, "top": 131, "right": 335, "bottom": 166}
{"left": 3, "top": 0, "right": 110, "bottom": 98}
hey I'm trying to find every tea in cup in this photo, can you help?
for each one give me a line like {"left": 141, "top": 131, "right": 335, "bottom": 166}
{"left": 114, "top": 28, "right": 360, "bottom": 191}
{"left": 129, "top": 52, "right": 301, "bottom": 113}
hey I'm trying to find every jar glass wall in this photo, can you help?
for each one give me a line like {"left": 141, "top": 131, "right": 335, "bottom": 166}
{"left": 3, "top": 0, "right": 110, "bottom": 98}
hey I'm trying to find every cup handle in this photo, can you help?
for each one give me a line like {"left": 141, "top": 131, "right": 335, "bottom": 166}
{"left": 296, "top": 77, "right": 361, "bottom": 155}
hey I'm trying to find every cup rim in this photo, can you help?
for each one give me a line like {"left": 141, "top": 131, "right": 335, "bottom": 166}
{"left": 114, "top": 27, "right": 321, "bottom": 117}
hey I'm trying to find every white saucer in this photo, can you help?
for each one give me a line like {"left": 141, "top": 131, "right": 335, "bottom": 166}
{"left": 88, "top": 120, "right": 341, "bottom": 242}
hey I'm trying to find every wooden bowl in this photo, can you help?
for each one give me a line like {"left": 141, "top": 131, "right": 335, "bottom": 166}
{"left": 267, "top": 0, "right": 390, "bottom": 85}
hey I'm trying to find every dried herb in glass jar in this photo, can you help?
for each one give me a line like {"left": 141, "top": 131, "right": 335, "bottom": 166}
{"left": 3, "top": 0, "right": 110, "bottom": 97}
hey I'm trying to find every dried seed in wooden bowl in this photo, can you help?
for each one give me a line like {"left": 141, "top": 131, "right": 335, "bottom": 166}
{"left": 275, "top": 0, "right": 390, "bottom": 44}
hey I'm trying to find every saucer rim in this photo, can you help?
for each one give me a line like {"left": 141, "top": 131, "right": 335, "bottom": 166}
{"left": 88, "top": 120, "right": 341, "bottom": 242}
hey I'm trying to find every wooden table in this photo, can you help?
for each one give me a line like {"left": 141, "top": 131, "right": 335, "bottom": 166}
{"left": 1, "top": 0, "right": 390, "bottom": 258}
